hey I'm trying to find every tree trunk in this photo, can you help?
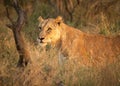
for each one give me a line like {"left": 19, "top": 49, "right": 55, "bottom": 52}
{"left": 13, "top": 29, "right": 31, "bottom": 67}
{"left": 5, "top": 0, "right": 31, "bottom": 67}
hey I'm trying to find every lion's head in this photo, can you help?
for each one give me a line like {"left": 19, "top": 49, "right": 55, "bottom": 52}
{"left": 37, "top": 16, "right": 63, "bottom": 46}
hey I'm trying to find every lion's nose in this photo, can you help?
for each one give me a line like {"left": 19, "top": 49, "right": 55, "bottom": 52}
{"left": 39, "top": 37, "right": 44, "bottom": 41}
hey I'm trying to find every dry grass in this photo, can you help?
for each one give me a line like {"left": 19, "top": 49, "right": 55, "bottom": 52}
{"left": 0, "top": 19, "right": 120, "bottom": 86}
{"left": 0, "top": 32, "right": 120, "bottom": 86}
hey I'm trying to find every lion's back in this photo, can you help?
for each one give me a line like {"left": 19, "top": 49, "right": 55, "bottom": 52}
{"left": 59, "top": 27, "right": 120, "bottom": 65}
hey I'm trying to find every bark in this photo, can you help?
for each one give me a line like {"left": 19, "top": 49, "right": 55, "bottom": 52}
{"left": 5, "top": 0, "right": 31, "bottom": 67}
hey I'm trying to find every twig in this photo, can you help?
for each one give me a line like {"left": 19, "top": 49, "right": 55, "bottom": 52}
{"left": 6, "top": 7, "right": 14, "bottom": 24}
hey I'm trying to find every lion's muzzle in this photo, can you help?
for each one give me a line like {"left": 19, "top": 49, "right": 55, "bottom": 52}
{"left": 38, "top": 37, "right": 45, "bottom": 43}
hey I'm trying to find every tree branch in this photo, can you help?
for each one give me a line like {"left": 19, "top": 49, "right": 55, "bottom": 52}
{"left": 6, "top": 7, "right": 14, "bottom": 24}
{"left": 6, "top": 24, "right": 14, "bottom": 29}
{"left": 13, "top": 0, "right": 25, "bottom": 32}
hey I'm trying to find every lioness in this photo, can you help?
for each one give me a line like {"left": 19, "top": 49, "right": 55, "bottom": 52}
{"left": 37, "top": 16, "right": 120, "bottom": 65}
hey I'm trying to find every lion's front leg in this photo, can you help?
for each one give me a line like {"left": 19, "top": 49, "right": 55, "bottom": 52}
{"left": 58, "top": 52, "right": 68, "bottom": 65}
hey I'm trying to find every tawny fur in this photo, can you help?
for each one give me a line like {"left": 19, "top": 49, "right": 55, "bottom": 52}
{"left": 38, "top": 16, "right": 120, "bottom": 66}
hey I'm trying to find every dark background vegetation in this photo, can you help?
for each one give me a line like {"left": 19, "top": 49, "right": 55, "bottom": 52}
{"left": 0, "top": 0, "right": 120, "bottom": 86}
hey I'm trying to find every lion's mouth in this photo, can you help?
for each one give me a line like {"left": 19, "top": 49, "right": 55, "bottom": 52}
{"left": 40, "top": 39, "right": 48, "bottom": 43}
{"left": 40, "top": 40, "right": 44, "bottom": 43}
{"left": 37, "top": 38, "right": 51, "bottom": 46}
{"left": 39, "top": 40, "right": 47, "bottom": 45}
{"left": 39, "top": 41, "right": 47, "bottom": 47}
{"left": 39, "top": 41, "right": 48, "bottom": 47}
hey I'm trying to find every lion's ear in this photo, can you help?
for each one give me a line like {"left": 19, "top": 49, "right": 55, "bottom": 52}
{"left": 55, "top": 16, "right": 63, "bottom": 25}
{"left": 38, "top": 16, "right": 44, "bottom": 22}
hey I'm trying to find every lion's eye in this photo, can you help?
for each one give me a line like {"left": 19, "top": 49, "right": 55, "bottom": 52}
{"left": 47, "top": 27, "right": 52, "bottom": 33}
{"left": 38, "top": 27, "right": 42, "bottom": 30}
